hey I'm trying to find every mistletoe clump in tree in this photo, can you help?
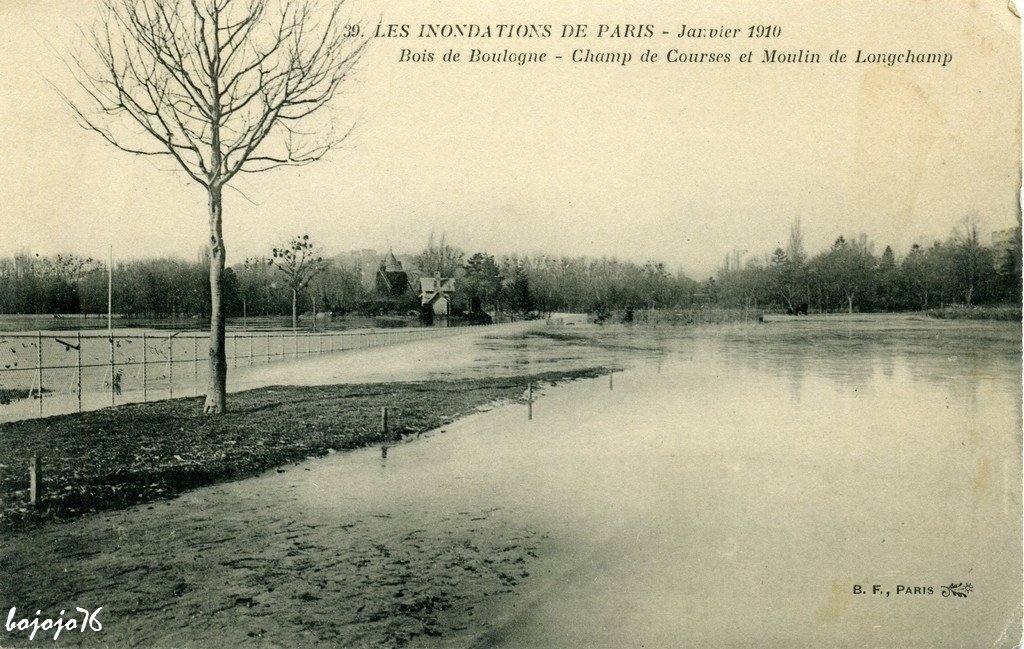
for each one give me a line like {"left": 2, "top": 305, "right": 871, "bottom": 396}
{"left": 64, "top": 0, "right": 366, "bottom": 413}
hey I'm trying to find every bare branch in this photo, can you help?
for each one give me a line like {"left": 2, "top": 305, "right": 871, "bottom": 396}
{"left": 64, "top": 0, "right": 367, "bottom": 189}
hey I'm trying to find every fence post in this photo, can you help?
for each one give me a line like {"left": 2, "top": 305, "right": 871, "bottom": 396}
{"left": 381, "top": 406, "right": 389, "bottom": 437}
{"left": 76, "top": 331, "right": 83, "bottom": 413}
{"left": 609, "top": 372, "right": 614, "bottom": 391}
{"left": 249, "top": 334, "right": 253, "bottom": 366}
{"left": 109, "top": 333, "right": 115, "bottom": 407}
{"left": 193, "top": 335, "right": 198, "bottom": 379}
{"left": 142, "top": 332, "right": 148, "bottom": 402}
{"left": 36, "top": 332, "right": 43, "bottom": 416}
{"left": 232, "top": 334, "right": 237, "bottom": 368}
{"left": 167, "top": 335, "right": 173, "bottom": 399}
{"left": 29, "top": 455, "right": 41, "bottom": 508}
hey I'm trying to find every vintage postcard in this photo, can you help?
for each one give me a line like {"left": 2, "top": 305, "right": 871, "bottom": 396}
{"left": 0, "top": 1, "right": 1020, "bottom": 647}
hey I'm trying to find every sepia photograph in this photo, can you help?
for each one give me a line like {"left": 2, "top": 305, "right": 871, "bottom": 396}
{"left": 0, "top": 0, "right": 1021, "bottom": 647}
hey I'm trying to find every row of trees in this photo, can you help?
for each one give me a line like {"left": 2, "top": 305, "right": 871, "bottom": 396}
{"left": 435, "top": 221, "right": 1021, "bottom": 318}
{"left": 5, "top": 219, "right": 1017, "bottom": 322}
{"left": 406, "top": 233, "right": 702, "bottom": 318}
{"left": 0, "top": 252, "right": 211, "bottom": 318}
{"left": 714, "top": 219, "right": 1021, "bottom": 313}
{"left": 0, "top": 243, "right": 367, "bottom": 321}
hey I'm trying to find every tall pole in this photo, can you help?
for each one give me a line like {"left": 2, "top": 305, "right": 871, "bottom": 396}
{"left": 77, "top": 330, "right": 83, "bottom": 412}
{"left": 36, "top": 331, "right": 43, "bottom": 416}
{"left": 167, "top": 335, "right": 173, "bottom": 399}
{"left": 142, "top": 331, "right": 148, "bottom": 402}
{"left": 107, "top": 244, "right": 113, "bottom": 334}
{"left": 107, "top": 243, "right": 114, "bottom": 405}
{"left": 107, "top": 244, "right": 116, "bottom": 405}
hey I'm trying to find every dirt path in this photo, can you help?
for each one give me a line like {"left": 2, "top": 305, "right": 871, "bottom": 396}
{"left": 1, "top": 439, "right": 545, "bottom": 648}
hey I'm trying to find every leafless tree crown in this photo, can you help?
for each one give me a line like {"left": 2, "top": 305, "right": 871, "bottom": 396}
{"left": 66, "top": 0, "right": 367, "bottom": 187}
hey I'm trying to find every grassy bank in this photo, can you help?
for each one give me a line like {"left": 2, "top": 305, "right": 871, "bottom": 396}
{"left": 926, "top": 304, "right": 1022, "bottom": 321}
{"left": 605, "top": 305, "right": 1022, "bottom": 324}
{"left": 0, "top": 369, "right": 606, "bottom": 532}
{"left": 604, "top": 307, "right": 758, "bottom": 326}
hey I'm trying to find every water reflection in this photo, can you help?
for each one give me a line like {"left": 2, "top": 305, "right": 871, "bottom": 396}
{"left": 459, "top": 318, "right": 1021, "bottom": 647}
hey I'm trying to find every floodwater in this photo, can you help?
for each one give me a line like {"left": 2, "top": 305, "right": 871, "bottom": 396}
{"left": 322, "top": 316, "right": 1020, "bottom": 647}
{"left": 5, "top": 316, "right": 1020, "bottom": 647}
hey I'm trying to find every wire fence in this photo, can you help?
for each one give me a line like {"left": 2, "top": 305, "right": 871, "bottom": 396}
{"left": 0, "top": 325, "right": 490, "bottom": 420}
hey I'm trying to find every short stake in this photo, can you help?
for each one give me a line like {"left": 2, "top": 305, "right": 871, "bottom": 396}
{"left": 29, "top": 455, "right": 41, "bottom": 508}
{"left": 527, "top": 382, "right": 533, "bottom": 421}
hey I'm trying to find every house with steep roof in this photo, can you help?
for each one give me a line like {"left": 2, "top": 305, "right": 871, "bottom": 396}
{"left": 419, "top": 277, "right": 455, "bottom": 315}
{"left": 375, "top": 250, "right": 410, "bottom": 297}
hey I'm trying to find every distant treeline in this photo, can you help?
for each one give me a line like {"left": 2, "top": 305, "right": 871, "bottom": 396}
{"left": 441, "top": 221, "right": 1022, "bottom": 316}
{"left": 711, "top": 220, "right": 1021, "bottom": 314}
{"left": 0, "top": 219, "right": 1019, "bottom": 319}
{"left": 0, "top": 252, "right": 378, "bottom": 319}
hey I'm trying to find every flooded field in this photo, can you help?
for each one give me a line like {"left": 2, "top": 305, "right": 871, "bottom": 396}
{"left": 467, "top": 317, "right": 1022, "bottom": 647}
{"left": 2, "top": 316, "right": 1019, "bottom": 647}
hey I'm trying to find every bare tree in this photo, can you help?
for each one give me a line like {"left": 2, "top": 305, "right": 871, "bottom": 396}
{"left": 64, "top": 0, "right": 366, "bottom": 413}
{"left": 952, "top": 215, "right": 983, "bottom": 306}
{"left": 414, "top": 232, "right": 465, "bottom": 278}
{"left": 272, "top": 234, "right": 328, "bottom": 329}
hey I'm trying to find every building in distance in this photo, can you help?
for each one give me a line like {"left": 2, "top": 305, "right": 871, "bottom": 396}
{"left": 419, "top": 277, "right": 455, "bottom": 316}
{"left": 376, "top": 250, "right": 411, "bottom": 297}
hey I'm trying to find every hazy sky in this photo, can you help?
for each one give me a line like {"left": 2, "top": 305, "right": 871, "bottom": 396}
{"left": 0, "top": 0, "right": 1019, "bottom": 277}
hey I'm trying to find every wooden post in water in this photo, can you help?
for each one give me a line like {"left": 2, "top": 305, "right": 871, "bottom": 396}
{"left": 381, "top": 406, "right": 389, "bottom": 437}
{"left": 527, "top": 382, "right": 533, "bottom": 421}
{"left": 29, "top": 455, "right": 41, "bottom": 508}
{"left": 609, "top": 372, "right": 614, "bottom": 391}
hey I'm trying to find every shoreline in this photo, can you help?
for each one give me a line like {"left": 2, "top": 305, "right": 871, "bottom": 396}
{"left": 0, "top": 368, "right": 608, "bottom": 533}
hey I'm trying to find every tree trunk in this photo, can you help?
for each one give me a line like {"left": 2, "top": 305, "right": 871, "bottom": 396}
{"left": 203, "top": 185, "right": 228, "bottom": 414}
{"left": 846, "top": 293, "right": 853, "bottom": 315}
{"left": 292, "top": 289, "right": 298, "bottom": 330}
